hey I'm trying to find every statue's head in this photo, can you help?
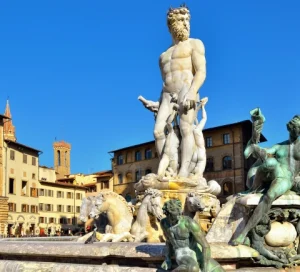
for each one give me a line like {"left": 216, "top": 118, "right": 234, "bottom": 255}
{"left": 287, "top": 115, "right": 300, "bottom": 139}
{"left": 167, "top": 4, "right": 190, "bottom": 42}
{"left": 162, "top": 199, "right": 182, "bottom": 218}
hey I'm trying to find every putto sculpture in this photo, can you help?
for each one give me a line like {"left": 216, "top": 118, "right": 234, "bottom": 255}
{"left": 137, "top": 4, "right": 221, "bottom": 195}
{"left": 159, "top": 199, "right": 224, "bottom": 272}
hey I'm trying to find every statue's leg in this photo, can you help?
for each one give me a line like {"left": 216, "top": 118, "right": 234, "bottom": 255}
{"left": 158, "top": 154, "right": 170, "bottom": 176}
{"left": 178, "top": 107, "right": 196, "bottom": 177}
{"left": 172, "top": 256, "right": 199, "bottom": 272}
{"left": 232, "top": 166, "right": 292, "bottom": 245}
{"left": 154, "top": 93, "right": 173, "bottom": 158}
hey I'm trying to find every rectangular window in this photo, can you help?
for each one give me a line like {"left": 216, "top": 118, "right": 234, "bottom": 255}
{"left": 21, "top": 181, "right": 27, "bottom": 196}
{"left": 23, "top": 154, "right": 27, "bottom": 164}
{"left": 30, "top": 187, "right": 38, "bottom": 197}
{"left": 223, "top": 133, "right": 230, "bottom": 144}
{"left": 101, "top": 181, "right": 109, "bottom": 189}
{"left": 10, "top": 150, "right": 15, "bottom": 160}
{"left": 57, "top": 205, "right": 62, "bottom": 212}
{"left": 67, "top": 205, "right": 71, "bottom": 212}
{"left": 8, "top": 203, "right": 16, "bottom": 212}
{"left": 76, "top": 193, "right": 81, "bottom": 200}
{"left": 49, "top": 217, "right": 55, "bottom": 223}
{"left": 57, "top": 191, "right": 61, "bottom": 198}
{"left": 205, "top": 137, "right": 213, "bottom": 148}
{"left": 117, "top": 155, "right": 123, "bottom": 165}
{"left": 39, "top": 203, "right": 43, "bottom": 211}
{"left": 135, "top": 151, "right": 142, "bottom": 161}
{"left": 67, "top": 192, "right": 72, "bottom": 199}
{"left": 145, "top": 149, "right": 152, "bottom": 159}
{"left": 59, "top": 217, "right": 65, "bottom": 224}
{"left": 76, "top": 206, "right": 80, "bottom": 213}
{"left": 45, "top": 204, "right": 51, "bottom": 211}
{"left": 39, "top": 217, "right": 46, "bottom": 224}
{"left": 31, "top": 205, "right": 37, "bottom": 213}
{"left": 32, "top": 157, "right": 36, "bottom": 166}
{"left": 39, "top": 189, "right": 44, "bottom": 196}
{"left": 32, "top": 173, "right": 36, "bottom": 180}
{"left": 21, "top": 204, "right": 28, "bottom": 213}
{"left": 9, "top": 178, "right": 15, "bottom": 194}
{"left": 67, "top": 218, "right": 72, "bottom": 225}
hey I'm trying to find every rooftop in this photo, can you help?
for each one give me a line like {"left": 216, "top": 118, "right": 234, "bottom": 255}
{"left": 5, "top": 139, "right": 42, "bottom": 153}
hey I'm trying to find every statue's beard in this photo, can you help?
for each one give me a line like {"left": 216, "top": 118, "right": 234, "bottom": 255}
{"left": 172, "top": 25, "right": 189, "bottom": 41}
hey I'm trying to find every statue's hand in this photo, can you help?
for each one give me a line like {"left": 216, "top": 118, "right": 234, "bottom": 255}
{"left": 183, "top": 99, "right": 196, "bottom": 112}
{"left": 161, "top": 259, "right": 172, "bottom": 270}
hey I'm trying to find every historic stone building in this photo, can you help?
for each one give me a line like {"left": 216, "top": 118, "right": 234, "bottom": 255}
{"left": 53, "top": 140, "right": 71, "bottom": 179}
{"left": 0, "top": 113, "right": 10, "bottom": 235}
{"left": 38, "top": 166, "right": 86, "bottom": 235}
{"left": 72, "top": 170, "right": 113, "bottom": 197}
{"left": 110, "top": 120, "right": 266, "bottom": 203}
{"left": 109, "top": 141, "right": 159, "bottom": 202}
{"left": 2, "top": 101, "right": 42, "bottom": 236}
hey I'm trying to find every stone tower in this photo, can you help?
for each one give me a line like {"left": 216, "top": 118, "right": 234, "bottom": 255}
{"left": 3, "top": 100, "right": 16, "bottom": 142}
{"left": 53, "top": 140, "right": 71, "bottom": 179}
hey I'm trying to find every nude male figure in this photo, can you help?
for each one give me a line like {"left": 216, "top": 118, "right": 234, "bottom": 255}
{"left": 154, "top": 4, "right": 206, "bottom": 178}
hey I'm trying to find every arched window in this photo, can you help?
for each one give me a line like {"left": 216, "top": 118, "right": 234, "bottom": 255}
{"left": 65, "top": 151, "right": 68, "bottom": 166}
{"left": 57, "top": 150, "right": 61, "bottom": 166}
{"left": 223, "top": 156, "right": 232, "bottom": 170}
{"left": 135, "top": 151, "right": 142, "bottom": 161}
{"left": 135, "top": 170, "right": 142, "bottom": 182}
{"left": 126, "top": 172, "right": 132, "bottom": 183}
{"left": 145, "top": 169, "right": 152, "bottom": 175}
{"left": 118, "top": 174, "right": 123, "bottom": 184}
{"left": 205, "top": 157, "right": 214, "bottom": 172}
{"left": 223, "top": 181, "right": 233, "bottom": 196}
{"left": 145, "top": 149, "right": 152, "bottom": 160}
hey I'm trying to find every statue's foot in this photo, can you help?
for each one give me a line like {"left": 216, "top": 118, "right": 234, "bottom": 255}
{"left": 231, "top": 235, "right": 246, "bottom": 246}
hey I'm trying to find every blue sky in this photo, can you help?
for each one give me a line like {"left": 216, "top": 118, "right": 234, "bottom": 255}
{"left": 0, "top": 1, "right": 299, "bottom": 174}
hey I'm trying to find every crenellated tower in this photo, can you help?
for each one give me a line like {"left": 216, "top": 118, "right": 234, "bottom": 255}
{"left": 53, "top": 140, "right": 71, "bottom": 179}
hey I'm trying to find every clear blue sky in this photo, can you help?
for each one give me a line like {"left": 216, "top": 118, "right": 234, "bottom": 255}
{"left": 0, "top": 1, "right": 299, "bottom": 174}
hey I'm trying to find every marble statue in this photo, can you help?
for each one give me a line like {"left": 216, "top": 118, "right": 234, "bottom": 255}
{"left": 232, "top": 111, "right": 300, "bottom": 246}
{"left": 159, "top": 199, "right": 224, "bottom": 272}
{"left": 137, "top": 4, "right": 221, "bottom": 197}
{"left": 79, "top": 196, "right": 110, "bottom": 234}
{"left": 84, "top": 190, "right": 164, "bottom": 243}
{"left": 92, "top": 191, "right": 134, "bottom": 242}
{"left": 131, "top": 188, "right": 164, "bottom": 242}
{"left": 135, "top": 7, "right": 222, "bottom": 237}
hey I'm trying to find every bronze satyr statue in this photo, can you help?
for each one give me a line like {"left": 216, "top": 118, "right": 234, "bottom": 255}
{"left": 159, "top": 199, "right": 224, "bottom": 272}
